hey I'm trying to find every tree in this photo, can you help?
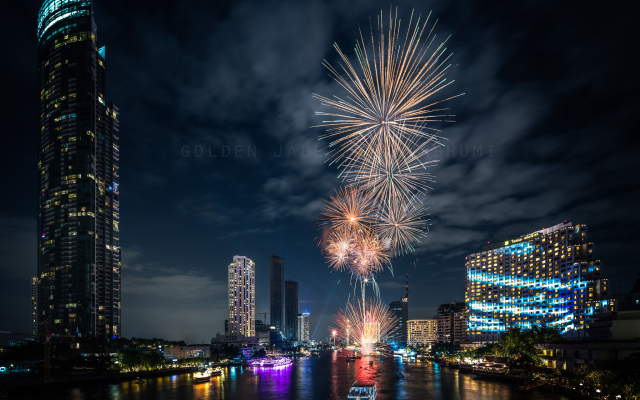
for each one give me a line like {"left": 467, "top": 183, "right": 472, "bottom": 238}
{"left": 496, "top": 325, "right": 564, "bottom": 372}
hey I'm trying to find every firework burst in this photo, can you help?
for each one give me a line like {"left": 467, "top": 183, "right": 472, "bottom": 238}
{"left": 313, "top": 8, "right": 462, "bottom": 183}
{"left": 321, "top": 187, "right": 373, "bottom": 234}
{"left": 324, "top": 226, "right": 390, "bottom": 280}
{"left": 331, "top": 297, "right": 399, "bottom": 354}
{"left": 375, "top": 202, "right": 429, "bottom": 256}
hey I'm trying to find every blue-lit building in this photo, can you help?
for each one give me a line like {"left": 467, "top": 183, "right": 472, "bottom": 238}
{"left": 37, "top": 0, "right": 121, "bottom": 338}
{"left": 387, "top": 274, "right": 409, "bottom": 347}
{"left": 466, "top": 222, "right": 614, "bottom": 342}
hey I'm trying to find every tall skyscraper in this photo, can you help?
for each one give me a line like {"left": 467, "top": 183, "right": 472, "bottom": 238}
{"left": 407, "top": 319, "right": 437, "bottom": 346}
{"left": 297, "top": 312, "right": 310, "bottom": 342}
{"left": 388, "top": 276, "right": 409, "bottom": 346}
{"left": 285, "top": 280, "right": 298, "bottom": 340}
{"left": 466, "top": 222, "right": 613, "bottom": 342}
{"left": 270, "top": 255, "right": 284, "bottom": 334}
{"left": 31, "top": 277, "right": 38, "bottom": 336}
{"left": 436, "top": 301, "right": 467, "bottom": 343}
{"left": 228, "top": 256, "right": 255, "bottom": 337}
{"left": 37, "top": 0, "right": 121, "bottom": 339}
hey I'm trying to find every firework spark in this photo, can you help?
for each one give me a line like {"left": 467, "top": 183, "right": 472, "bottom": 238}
{"left": 331, "top": 297, "right": 399, "bottom": 354}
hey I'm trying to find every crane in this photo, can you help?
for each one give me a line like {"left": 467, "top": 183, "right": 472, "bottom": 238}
{"left": 258, "top": 312, "right": 270, "bottom": 325}
{"left": 0, "top": 322, "right": 75, "bottom": 381}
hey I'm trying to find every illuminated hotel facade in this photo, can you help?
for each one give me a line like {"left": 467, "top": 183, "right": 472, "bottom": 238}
{"left": 37, "top": 0, "right": 121, "bottom": 338}
{"left": 466, "top": 222, "right": 614, "bottom": 342}
{"left": 408, "top": 319, "right": 437, "bottom": 346}
{"left": 228, "top": 256, "right": 255, "bottom": 337}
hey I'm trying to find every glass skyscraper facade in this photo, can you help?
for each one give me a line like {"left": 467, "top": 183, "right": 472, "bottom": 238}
{"left": 37, "top": 0, "right": 120, "bottom": 338}
{"left": 466, "top": 222, "right": 613, "bottom": 342}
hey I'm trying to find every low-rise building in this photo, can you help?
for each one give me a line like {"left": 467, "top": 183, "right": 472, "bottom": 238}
{"left": 163, "top": 345, "right": 210, "bottom": 361}
{"left": 211, "top": 332, "right": 260, "bottom": 347}
{"left": 586, "top": 310, "right": 640, "bottom": 341}
{"left": 537, "top": 341, "right": 640, "bottom": 371}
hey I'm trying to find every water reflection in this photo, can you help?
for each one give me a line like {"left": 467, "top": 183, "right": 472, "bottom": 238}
{"left": 13, "top": 353, "right": 572, "bottom": 400}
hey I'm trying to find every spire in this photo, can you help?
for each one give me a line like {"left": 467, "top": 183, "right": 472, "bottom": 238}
{"left": 402, "top": 273, "right": 409, "bottom": 302}
{"left": 405, "top": 273, "right": 409, "bottom": 300}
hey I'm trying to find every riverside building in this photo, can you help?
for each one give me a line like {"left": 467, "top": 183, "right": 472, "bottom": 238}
{"left": 466, "top": 222, "right": 613, "bottom": 342}
{"left": 436, "top": 302, "right": 468, "bottom": 343}
{"left": 228, "top": 256, "right": 255, "bottom": 337}
{"left": 37, "top": 0, "right": 121, "bottom": 338}
{"left": 408, "top": 319, "right": 437, "bottom": 346}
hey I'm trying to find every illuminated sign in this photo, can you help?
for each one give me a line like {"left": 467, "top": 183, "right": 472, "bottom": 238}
{"left": 503, "top": 232, "right": 539, "bottom": 247}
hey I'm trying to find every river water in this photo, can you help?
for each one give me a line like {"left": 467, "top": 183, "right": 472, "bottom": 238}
{"left": 15, "top": 352, "right": 571, "bottom": 400}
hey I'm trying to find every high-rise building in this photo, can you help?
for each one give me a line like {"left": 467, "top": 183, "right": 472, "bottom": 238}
{"left": 388, "top": 301, "right": 407, "bottom": 346}
{"left": 285, "top": 280, "right": 298, "bottom": 340}
{"left": 408, "top": 319, "right": 437, "bottom": 346}
{"left": 466, "top": 222, "right": 613, "bottom": 342}
{"left": 37, "top": 0, "right": 121, "bottom": 339}
{"left": 31, "top": 277, "right": 38, "bottom": 335}
{"left": 436, "top": 302, "right": 468, "bottom": 343}
{"left": 387, "top": 274, "right": 409, "bottom": 346}
{"left": 298, "top": 312, "right": 310, "bottom": 342}
{"left": 228, "top": 256, "right": 255, "bottom": 337}
{"left": 270, "top": 255, "right": 284, "bottom": 334}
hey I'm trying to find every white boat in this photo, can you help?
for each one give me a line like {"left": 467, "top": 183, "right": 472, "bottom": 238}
{"left": 193, "top": 370, "right": 211, "bottom": 383}
{"left": 248, "top": 356, "right": 293, "bottom": 368}
{"left": 262, "top": 359, "right": 276, "bottom": 367}
{"left": 347, "top": 381, "right": 377, "bottom": 400}
{"left": 209, "top": 367, "right": 222, "bottom": 376}
{"left": 274, "top": 357, "right": 292, "bottom": 367}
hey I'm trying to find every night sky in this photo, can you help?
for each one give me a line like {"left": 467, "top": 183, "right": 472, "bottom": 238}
{"left": 1, "top": 0, "right": 639, "bottom": 343}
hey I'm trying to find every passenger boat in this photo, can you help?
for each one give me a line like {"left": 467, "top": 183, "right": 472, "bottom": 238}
{"left": 347, "top": 381, "right": 377, "bottom": 400}
{"left": 193, "top": 370, "right": 211, "bottom": 383}
{"left": 257, "top": 357, "right": 292, "bottom": 368}
{"left": 210, "top": 367, "right": 222, "bottom": 376}
{"left": 346, "top": 356, "right": 357, "bottom": 362}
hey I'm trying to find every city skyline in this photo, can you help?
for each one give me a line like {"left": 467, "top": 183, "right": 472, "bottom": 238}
{"left": 0, "top": 0, "right": 639, "bottom": 344}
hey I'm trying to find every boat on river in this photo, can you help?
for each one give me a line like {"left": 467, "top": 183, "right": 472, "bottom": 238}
{"left": 252, "top": 357, "right": 292, "bottom": 368}
{"left": 193, "top": 370, "right": 211, "bottom": 383}
{"left": 347, "top": 381, "right": 377, "bottom": 400}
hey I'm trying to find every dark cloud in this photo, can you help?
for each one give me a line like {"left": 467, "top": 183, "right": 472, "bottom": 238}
{"left": 1, "top": 0, "right": 639, "bottom": 342}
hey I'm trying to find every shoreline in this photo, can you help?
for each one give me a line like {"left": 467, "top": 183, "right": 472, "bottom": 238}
{"left": 1, "top": 367, "right": 195, "bottom": 395}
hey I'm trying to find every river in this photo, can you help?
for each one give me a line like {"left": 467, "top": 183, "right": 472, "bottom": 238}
{"left": 13, "top": 352, "right": 571, "bottom": 399}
